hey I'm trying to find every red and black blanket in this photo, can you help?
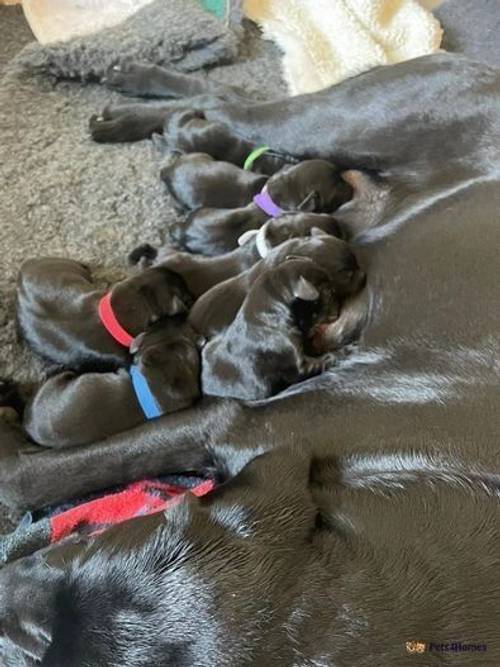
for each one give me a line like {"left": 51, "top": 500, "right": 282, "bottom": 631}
{"left": 0, "top": 476, "right": 214, "bottom": 565}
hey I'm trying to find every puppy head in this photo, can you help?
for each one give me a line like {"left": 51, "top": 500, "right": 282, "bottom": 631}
{"left": 131, "top": 320, "right": 201, "bottom": 412}
{"left": 272, "top": 234, "right": 365, "bottom": 300}
{"left": 159, "top": 152, "right": 214, "bottom": 185}
{"left": 267, "top": 160, "right": 353, "bottom": 213}
{"left": 269, "top": 259, "right": 342, "bottom": 335}
{"left": 110, "top": 267, "right": 193, "bottom": 337}
{"left": 247, "top": 213, "right": 344, "bottom": 255}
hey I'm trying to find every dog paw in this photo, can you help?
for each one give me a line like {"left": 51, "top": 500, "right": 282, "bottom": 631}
{"left": 90, "top": 104, "right": 167, "bottom": 143}
{"left": 102, "top": 62, "right": 152, "bottom": 96}
{"left": 89, "top": 105, "right": 152, "bottom": 143}
{"left": 128, "top": 243, "right": 158, "bottom": 267}
{"left": 89, "top": 105, "right": 133, "bottom": 143}
{"left": 300, "top": 353, "right": 337, "bottom": 377}
{"left": 320, "top": 352, "right": 337, "bottom": 372}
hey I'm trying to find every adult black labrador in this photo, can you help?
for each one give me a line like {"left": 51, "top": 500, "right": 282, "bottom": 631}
{"left": 1, "top": 53, "right": 500, "bottom": 666}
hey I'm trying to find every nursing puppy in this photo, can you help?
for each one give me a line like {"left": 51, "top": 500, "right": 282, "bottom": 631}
{"left": 201, "top": 259, "right": 340, "bottom": 400}
{"left": 170, "top": 160, "right": 352, "bottom": 255}
{"left": 189, "top": 232, "right": 365, "bottom": 340}
{"left": 131, "top": 212, "right": 344, "bottom": 298}
{"left": 161, "top": 155, "right": 350, "bottom": 214}
{"left": 160, "top": 108, "right": 294, "bottom": 175}
{"left": 129, "top": 238, "right": 262, "bottom": 299}
{"left": 160, "top": 152, "right": 267, "bottom": 211}
{"left": 173, "top": 206, "right": 343, "bottom": 257}
{"left": 23, "top": 320, "right": 201, "bottom": 448}
{"left": 17, "top": 257, "right": 192, "bottom": 372}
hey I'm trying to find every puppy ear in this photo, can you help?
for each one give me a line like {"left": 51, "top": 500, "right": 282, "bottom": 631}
{"left": 294, "top": 276, "right": 319, "bottom": 301}
{"left": 169, "top": 295, "right": 188, "bottom": 316}
{"left": 130, "top": 332, "right": 145, "bottom": 355}
{"left": 238, "top": 229, "right": 259, "bottom": 246}
{"left": 298, "top": 191, "right": 320, "bottom": 212}
{"left": 310, "top": 226, "right": 329, "bottom": 238}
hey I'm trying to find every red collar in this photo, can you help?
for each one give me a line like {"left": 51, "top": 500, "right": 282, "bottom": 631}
{"left": 98, "top": 292, "right": 134, "bottom": 348}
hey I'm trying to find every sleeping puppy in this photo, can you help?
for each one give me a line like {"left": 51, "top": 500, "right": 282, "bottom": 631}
{"left": 131, "top": 212, "right": 344, "bottom": 298}
{"left": 129, "top": 239, "right": 262, "bottom": 299}
{"left": 17, "top": 257, "right": 192, "bottom": 372}
{"left": 238, "top": 212, "right": 344, "bottom": 250}
{"left": 201, "top": 259, "right": 341, "bottom": 400}
{"left": 189, "top": 233, "right": 365, "bottom": 341}
{"left": 159, "top": 152, "right": 267, "bottom": 211}
{"left": 22, "top": 320, "right": 201, "bottom": 448}
{"left": 172, "top": 209, "right": 343, "bottom": 257}
{"left": 160, "top": 108, "right": 295, "bottom": 175}
{"left": 170, "top": 160, "right": 353, "bottom": 255}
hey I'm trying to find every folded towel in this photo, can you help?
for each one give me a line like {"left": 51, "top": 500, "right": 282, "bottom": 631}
{"left": 244, "top": 0, "right": 443, "bottom": 95}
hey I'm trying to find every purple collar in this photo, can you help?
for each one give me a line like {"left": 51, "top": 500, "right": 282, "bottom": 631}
{"left": 253, "top": 186, "right": 284, "bottom": 218}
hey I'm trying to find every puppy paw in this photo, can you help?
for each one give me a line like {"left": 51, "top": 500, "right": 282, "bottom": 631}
{"left": 102, "top": 62, "right": 153, "bottom": 96}
{"left": 320, "top": 352, "right": 337, "bottom": 372}
{"left": 300, "top": 353, "right": 337, "bottom": 377}
{"left": 128, "top": 243, "right": 158, "bottom": 267}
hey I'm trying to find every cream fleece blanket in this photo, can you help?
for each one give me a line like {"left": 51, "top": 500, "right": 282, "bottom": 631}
{"left": 244, "top": 0, "right": 443, "bottom": 95}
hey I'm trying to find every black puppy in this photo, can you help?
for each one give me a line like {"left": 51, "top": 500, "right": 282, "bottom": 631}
{"left": 22, "top": 320, "right": 201, "bottom": 448}
{"left": 159, "top": 152, "right": 267, "bottom": 211}
{"left": 17, "top": 257, "right": 192, "bottom": 371}
{"left": 189, "top": 233, "right": 365, "bottom": 341}
{"left": 169, "top": 159, "right": 352, "bottom": 255}
{"left": 237, "top": 212, "right": 343, "bottom": 252}
{"left": 160, "top": 108, "right": 294, "bottom": 175}
{"left": 201, "top": 259, "right": 340, "bottom": 400}
{"left": 131, "top": 212, "right": 344, "bottom": 297}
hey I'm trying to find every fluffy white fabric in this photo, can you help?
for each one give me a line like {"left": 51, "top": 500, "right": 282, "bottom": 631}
{"left": 244, "top": 0, "right": 443, "bottom": 94}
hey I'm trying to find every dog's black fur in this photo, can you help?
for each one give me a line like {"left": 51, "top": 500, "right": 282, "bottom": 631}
{"left": 171, "top": 204, "right": 267, "bottom": 256}
{"left": 131, "top": 212, "right": 348, "bottom": 301}
{"left": 157, "top": 107, "right": 295, "bottom": 174}
{"left": 129, "top": 239, "right": 262, "bottom": 298}
{"left": 2, "top": 54, "right": 500, "bottom": 666}
{"left": 16, "top": 257, "right": 192, "bottom": 372}
{"left": 166, "top": 158, "right": 352, "bottom": 253}
{"left": 188, "top": 233, "right": 365, "bottom": 340}
{"left": 172, "top": 208, "right": 344, "bottom": 258}
{"left": 160, "top": 151, "right": 268, "bottom": 211}
{"left": 22, "top": 320, "right": 201, "bottom": 448}
{"left": 201, "top": 259, "right": 340, "bottom": 400}
{"left": 161, "top": 152, "right": 351, "bottom": 214}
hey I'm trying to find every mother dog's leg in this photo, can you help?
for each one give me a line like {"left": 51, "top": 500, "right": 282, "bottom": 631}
{"left": 0, "top": 399, "right": 246, "bottom": 512}
{"left": 103, "top": 62, "right": 245, "bottom": 100}
{"left": 90, "top": 63, "right": 247, "bottom": 142}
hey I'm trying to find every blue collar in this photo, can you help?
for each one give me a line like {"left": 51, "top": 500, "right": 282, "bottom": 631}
{"left": 130, "top": 365, "right": 163, "bottom": 420}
